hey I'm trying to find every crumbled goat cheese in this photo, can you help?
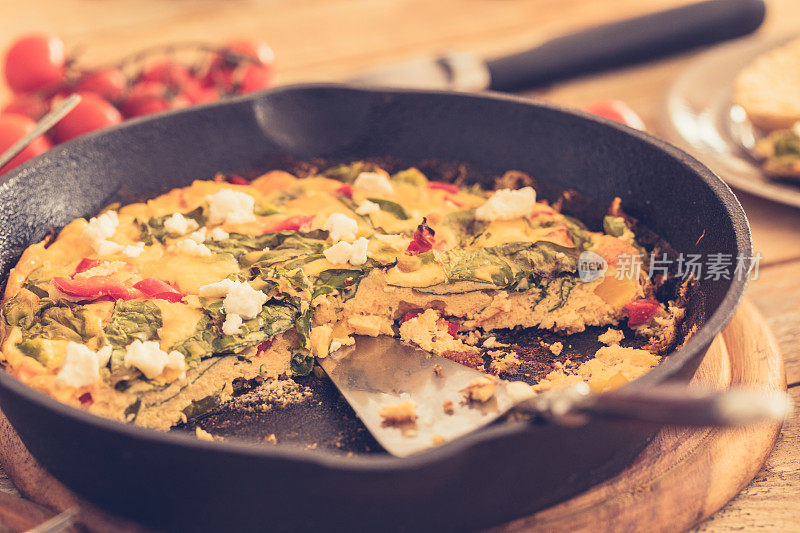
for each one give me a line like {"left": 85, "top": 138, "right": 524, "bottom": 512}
{"left": 353, "top": 171, "right": 393, "bottom": 195}
{"left": 82, "top": 211, "right": 118, "bottom": 248}
{"left": 198, "top": 278, "right": 238, "bottom": 298}
{"left": 222, "top": 313, "right": 244, "bottom": 335}
{"left": 323, "top": 237, "right": 369, "bottom": 265}
{"left": 506, "top": 381, "right": 535, "bottom": 403}
{"left": 173, "top": 238, "right": 212, "bottom": 257}
{"left": 206, "top": 189, "right": 256, "bottom": 225}
{"left": 208, "top": 227, "right": 229, "bottom": 241}
{"left": 323, "top": 213, "right": 358, "bottom": 242}
{"left": 96, "top": 240, "right": 124, "bottom": 256}
{"left": 54, "top": 342, "right": 111, "bottom": 388}
{"left": 475, "top": 187, "right": 536, "bottom": 221}
{"left": 355, "top": 199, "right": 380, "bottom": 215}
{"left": 122, "top": 243, "right": 145, "bottom": 257}
{"left": 163, "top": 213, "right": 199, "bottom": 235}
{"left": 223, "top": 280, "right": 267, "bottom": 319}
{"left": 124, "top": 340, "right": 186, "bottom": 380}
{"left": 189, "top": 227, "right": 207, "bottom": 243}
{"left": 349, "top": 237, "right": 369, "bottom": 265}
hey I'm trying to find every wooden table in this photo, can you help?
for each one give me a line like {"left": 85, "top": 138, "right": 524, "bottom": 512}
{"left": 1, "top": 0, "right": 799, "bottom": 529}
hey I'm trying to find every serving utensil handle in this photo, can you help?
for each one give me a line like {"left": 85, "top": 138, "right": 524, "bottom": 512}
{"left": 486, "top": 0, "right": 765, "bottom": 91}
{"left": 519, "top": 382, "right": 792, "bottom": 427}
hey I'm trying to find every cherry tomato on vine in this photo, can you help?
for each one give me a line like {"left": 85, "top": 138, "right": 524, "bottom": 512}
{"left": 3, "top": 34, "right": 67, "bottom": 93}
{"left": 75, "top": 68, "right": 128, "bottom": 101}
{"left": 140, "top": 60, "right": 193, "bottom": 89}
{"left": 1, "top": 94, "right": 49, "bottom": 121}
{"left": 120, "top": 81, "right": 190, "bottom": 118}
{"left": 52, "top": 92, "right": 123, "bottom": 142}
{"left": 206, "top": 39, "right": 275, "bottom": 94}
{"left": 0, "top": 113, "right": 53, "bottom": 174}
{"left": 238, "top": 63, "right": 274, "bottom": 93}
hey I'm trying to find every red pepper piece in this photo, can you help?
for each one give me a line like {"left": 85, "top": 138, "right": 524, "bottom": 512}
{"left": 427, "top": 181, "right": 460, "bottom": 194}
{"left": 73, "top": 258, "right": 101, "bottom": 276}
{"left": 256, "top": 339, "right": 274, "bottom": 356}
{"left": 624, "top": 298, "right": 661, "bottom": 326}
{"left": 52, "top": 276, "right": 139, "bottom": 301}
{"left": 444, "top": 319, "right": 459, "bottom": 339}
{"left": 227, "top": 174, "right": 249, "bottom": 185}
{"left": 406, "top": 218, "right": 436, "bottom": 255}
{"left": 78, "top": 392, "right": 93, "bottom": 405}
{"left": 335, "top": 184, "right": 353, "bottom": 198}
{"left": 134, "top": 278, "right": 184, "bottom": 303}
{"left": 264, "top": 214, "right": 314, "bottom": 233}
{"left": 401, "top": 311, "right": 421, "bottom": 323}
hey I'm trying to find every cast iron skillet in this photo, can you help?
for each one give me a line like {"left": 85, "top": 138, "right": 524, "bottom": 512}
{"left": 0, "top": 85, "right": 750, "bottom": 532}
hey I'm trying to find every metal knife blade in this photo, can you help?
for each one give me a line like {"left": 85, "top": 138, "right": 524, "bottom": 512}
{"left": 345, "top": 0, "right": 765, "bottom": 92}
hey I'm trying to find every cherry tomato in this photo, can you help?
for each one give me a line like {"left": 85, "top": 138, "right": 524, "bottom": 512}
{"left": 238, "top": 63, "right": 274, "bottom": 93}
{"left": 120, "top": 81, "right": 190, "bottom": 118}
{"left": 73, "top": 258, "right": 102, "bottom": 275}
{"left": 264, "top": 215, "right": 314, "bottom": 233}
{"left": 75, "top": 68, "right": 128, "bottom": 101}
{"left": 427, "top": 181, "right": 459, "bottom": 194}
{"left": 334, "top": 184, "right": 353, "bottom": 198}
{"left": 140, "top": 60, "right": 193, "bottom": 88}
{"left": 406, "top": 219, "right": 436, "bottom": 255}
{"left": 1, "top": 94, "right": 49, "bottom": 121}
{"left": 583, "top": 100, "right": 646, "bottom": 131}
{"left": 3, "top": 34, "right": 67, "bottom": 93}
{"left": 225, "top": 39, "right": 275, "bottom": 65}
{"left": 0, "top": 113, "right": 53, "bottom": 175}
{"left": 52, "top": 92, "right": 122, "bottom": 143}
{"left": 180, "top": 78, "right": 219, "bottom": 104}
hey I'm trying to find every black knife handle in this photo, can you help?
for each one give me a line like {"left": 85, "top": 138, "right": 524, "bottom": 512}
{"left": 486, "top": 0, "right": 765, "bottom": 92}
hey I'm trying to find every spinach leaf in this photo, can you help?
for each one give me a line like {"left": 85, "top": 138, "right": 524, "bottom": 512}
{"left": 290, "top": 350, "right": 315, "bottom": 377}
{"left": 391, "top": 167, "right": 428, "bottom": 186}
{"left": 182, "top": 393, "right": 221, "bottom": 419}
{"left": 366, "top": 197, "right": 410, "bottom": 220}
{"left": 313, "top": 268, "right": 369, "bottom": 300}
{"left": 603, "top": 215, "right": 629, "bottom": 239}
{"left": 104, "top": 300, "right": 162, "bottom": 370}
{"left": 322, "top": 161, "right": 376, "bottom": 183}
{"left": 3, "top": 296, "right": 95, "bottom": 343}
{"left": 495, "top": 241, "right": 578, "bottom": 278}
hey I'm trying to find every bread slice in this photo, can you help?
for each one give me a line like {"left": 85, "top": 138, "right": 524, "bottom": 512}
{"left": 734, "top": 37, "right": 800, "bottom": 131}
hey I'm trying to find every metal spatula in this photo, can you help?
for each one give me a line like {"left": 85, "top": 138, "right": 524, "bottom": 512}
{"left": 318, "top": 336, "right": 792, "bottom": 457}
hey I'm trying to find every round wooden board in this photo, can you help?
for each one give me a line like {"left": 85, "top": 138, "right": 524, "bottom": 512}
{"left": 0, "top": 300, "right": 785, "bottom": 533}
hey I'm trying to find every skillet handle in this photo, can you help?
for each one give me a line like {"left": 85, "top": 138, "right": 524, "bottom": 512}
{"left": 519, "top": 382, "right": 792, "bottom": 427}
{"left": 486, "top": 0, "right": 766, "bottom": 91}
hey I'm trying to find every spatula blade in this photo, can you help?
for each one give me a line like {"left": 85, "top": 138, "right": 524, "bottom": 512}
{"left": 318, "top": 336, "right": 516, "bottom": 457}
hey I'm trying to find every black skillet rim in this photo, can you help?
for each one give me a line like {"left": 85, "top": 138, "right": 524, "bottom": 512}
{"left": 0, "top": 83, "right": 752, "bottom": 471}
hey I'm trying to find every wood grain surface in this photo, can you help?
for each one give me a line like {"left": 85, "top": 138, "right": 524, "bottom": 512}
{"left": 0, "top": 0, "right": 799, "bottom": 530}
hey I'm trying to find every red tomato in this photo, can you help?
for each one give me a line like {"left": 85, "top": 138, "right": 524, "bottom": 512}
{"left": 401, "top": 311, "right": 421, "bottom": 323}
{"left": 225, "top": 39, "right": 275, "bottom": 65}
{"left": 226, "top": 174, "right": 249, "bottom": 185}
{"left": 334, "top": 184, "right": 353, "bottom": 198}
{"left": 439, "top": 319, "right": 459, "bottom": 339}
{"left": 140, "top": 60, "right": 193, "bottom": 88}
{"left": 52, "top": 93, "right": 122, "bottom": 143}
{"left": 52, "top": 276, "right": 139, "bottom": 301}
{"left": 583, "top": 100, "right": 646, "bottom": 131}
{"left": 3, "top": 34, "right": 66, "bottom": 93}
{"left": 238, "top": 63, "right": 274, "bottom": 93}
{"left": 406, "top": 219, "right": 436, "bottom": 255}
{"left": 624, "top": 298, "right": 661, "bottom": 326}
{"left": 120, "top": 81, "right": 190, "bottom": 118}
{"left": 264, "top": 215, "right": 314, "bottom": 233}
{"left": 2, "top": 94, "right": 49, "bottom": 121}
{"left": 181, "top": 80, "right": 219, "bottom": 104}
{"left": 73, "top": 258, "right": 102, "bottom": 275}
{"left": 427, "top": 181, "right": 459, "bottom": 194}
{"left": 0, "top": 114, "right": 53, "bottom": 175}
{"left": 133, "top": 278, "right": 184, "bottom": 302}
{"left": 75, "top": 68, "right": 128, "bottom": 101}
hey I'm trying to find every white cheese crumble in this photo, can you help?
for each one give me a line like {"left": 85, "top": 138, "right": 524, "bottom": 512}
{"left": 124, "top": 340, "right": 186, "bottom": 380}
{"left": 323, "top": 213, "right": 358, "bottom": 242}
{"left": 223, "top": 280, "right": 267, "bottom": 319}
{"left": 206, "top": 189, "right": 256, "bottom": 225}
{"left": 163, "top": 213, "right": 199, "bottom": 235}
{"left": 122, "top": 242, "right": 145, "bottom": 257}
{"left": 208, "top": 227, "right": 229, "bottom": 241}
{"left": 82, "top": 211, "right": 123, "bottom": 255}
{"left": 172, "top": 238, "right": 212, "bottom": 257}
{"left": 222, "top": 313, "right": 244, "bottom": 335}
{"left": 475, "top": 187, "right": 537, "bottom": 221}
{"left": 188, "top": 227, "right": 207, "bottom": 243}
{"left": 355, "top": 199, "right": 379, "bottom": 215}
{"left": 54, "top": 342, "right": 112, "bottom": 388}
{"left": 323, "top": 237, "right": 369, "bottom": 265}
{"left": 353, "top": 172, "right": 393, "bottom": 195}
{"left": 198, "top": 278, "right": 237, "bottom": 298}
